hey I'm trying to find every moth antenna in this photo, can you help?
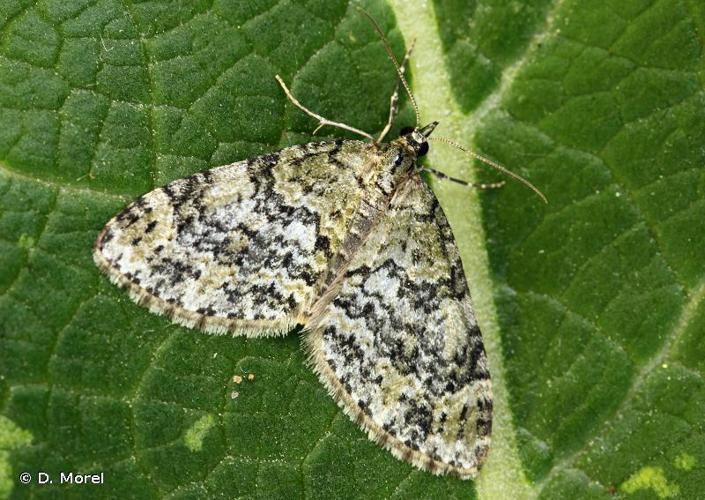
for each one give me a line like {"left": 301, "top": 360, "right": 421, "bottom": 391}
{"left": 356, "top": 6, "right": 420, "bottom": 127}
{"left": 378, "top": 37, "right": 416, "bottom": 143}
{"left": 430, "top": 136, "right": 548, "bottom": 203}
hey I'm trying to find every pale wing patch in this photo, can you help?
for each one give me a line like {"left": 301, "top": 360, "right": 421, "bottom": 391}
{"left": 94, "top": 140, "right": 374, "bottom": 336}
{"left": 304, "top": 176, "right": 492, "bottom": 478}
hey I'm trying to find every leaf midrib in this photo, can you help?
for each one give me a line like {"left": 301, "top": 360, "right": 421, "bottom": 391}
{"left": 388, "top": 1, "right": 539, "bottom": 499}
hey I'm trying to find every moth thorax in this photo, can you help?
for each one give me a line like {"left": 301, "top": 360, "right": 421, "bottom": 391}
{"left": 385, "top": 143, "right": 416, "bottom": 177}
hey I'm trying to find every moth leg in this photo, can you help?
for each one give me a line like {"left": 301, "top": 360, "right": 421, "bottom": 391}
{"left": 423, "top": 167, "right": 506, "bottom": 189}
{"left": 378, "top": 38, "right": 416, "bottom": 143}
{"left": 275, "top": 75, "right": 375, "bottom": 141}
{"left": 469, "top": 180, "right": 506, "bottom": 189}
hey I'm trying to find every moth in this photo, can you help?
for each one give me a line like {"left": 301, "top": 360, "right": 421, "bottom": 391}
{"left": 93, "top": 10, "right": 544, "bottom": 479}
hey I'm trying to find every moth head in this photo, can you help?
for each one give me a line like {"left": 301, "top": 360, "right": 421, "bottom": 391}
{"left": 400, "top": 121, "right": 438, "bottom": 157}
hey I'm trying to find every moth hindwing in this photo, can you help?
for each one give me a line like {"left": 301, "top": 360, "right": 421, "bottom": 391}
{"left": 94, "top": 17, "right": 492, "bottom": 480}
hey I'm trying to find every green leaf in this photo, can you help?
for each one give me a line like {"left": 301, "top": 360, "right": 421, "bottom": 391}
{"left": 2, "top": 1, "right": 704, "bottom": 499}
{"left": 417, "top": 0, "right": 705, "bottom": 498}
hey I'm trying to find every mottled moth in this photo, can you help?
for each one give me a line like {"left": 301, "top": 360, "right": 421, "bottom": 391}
{"left": 93, "top": 9, "right": 544, "bottom": 479}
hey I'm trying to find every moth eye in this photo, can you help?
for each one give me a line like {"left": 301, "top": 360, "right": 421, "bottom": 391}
{"left": 400, "top": 126, "right": 415, "bottom": 136}
{"left": 418, "top": 142, "right": 429, "bottom": 157}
